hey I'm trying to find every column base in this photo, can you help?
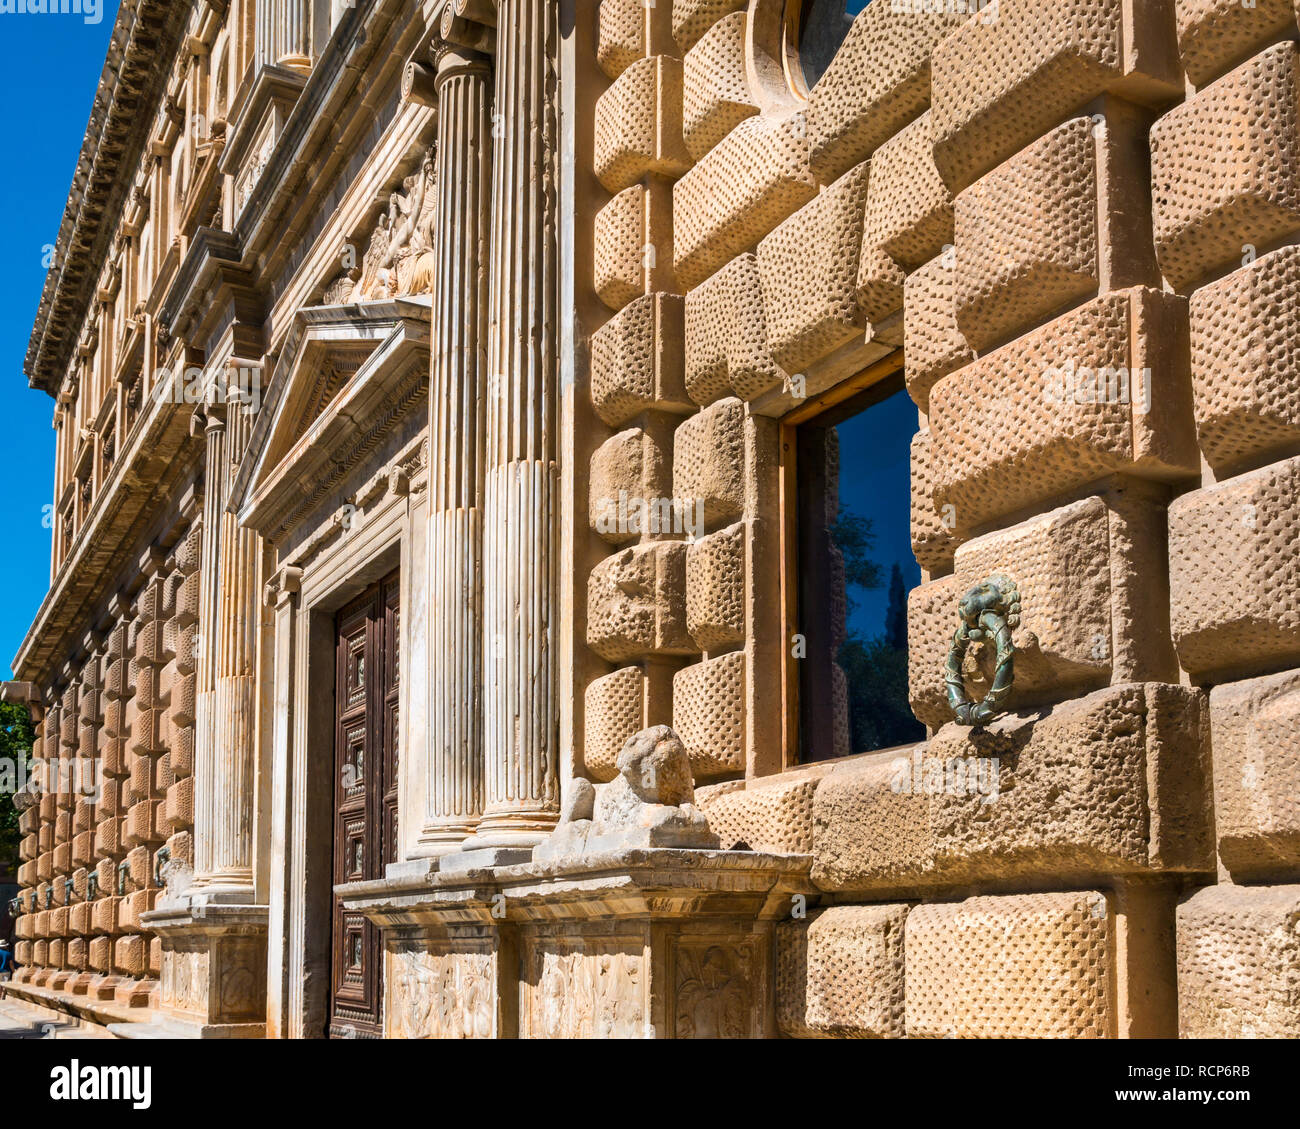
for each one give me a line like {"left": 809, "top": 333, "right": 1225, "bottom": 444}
{"left": 142, "top": 900, "right": 269, "bottom": 1032}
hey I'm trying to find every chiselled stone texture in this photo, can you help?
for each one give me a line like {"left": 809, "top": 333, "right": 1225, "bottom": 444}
{"left": 909, "top": 428, "right": 959, "bottom": 572}
{"left": 1175, "top": 0, "right": 1296, "bottom": 88}
{"left": 595, "top": 56, "right": 693, "bottom": 193}
{"left": 672, "top": 650, "right": 745, "bottom": 779}
{"left": 589, "top": 427, "right": 672, "bottom": 546}
{"left": 778, "top": 904, "right": 908, "bottom": 1039}
{"left": 863, "top": 112, "right": 952, "bottom": 280}
{"left": 1188, "top": 244, "right": 1300, "bottom": 474}
{"left": 588, "top": 542, "right": 694, "bottom": 662}
{"left": 672, "top": 396, "right": 745, "bottom": 530}
{"left": 931, "top": 0, "right": 1180, "bottom": 193}
{"left": 595, "top": 186, "right": 651, "bottom": 310}
{"left": 757, "top": 162, "right": 870, "bottom": 374}
{"left": 904, "top": 252, "right": 973, "bottom": 412}
{"left": 954, "top": 118, "right": 1099, "bottom": 354}
{"left": 1177, "top": 884, "right": 1300, "bottom": 1038}
{"left": 672, "top": 0, "right": 746, "bottom": 54}
{"left": 812, "top": 683, "right": 1213, "bottom": 894}
{"left": 684, "top": 252, "right": 785, "bottom": 405}
{"left": 683, "top": 12, "right": 758, "bottom": 162}
{"left": 584, "top": 667, "right": 647, "bottom": 783}
{"left": 908, "top": 498, "right": 1114, "bottom": 728}
{"left": 697, "top": 774, "right": 818, "bottom": 854}
{"left": 673, "top": 113, "right": 816, "bottom": 291}
{"left": 807, "top": 3, "right": 966, "bottom": 186}
{"left": 1169, "top": 455, "right": 1300, "bottom": 678}
{"left": 590, "top": 293, "right": 692, "bottom": 427}
{"left": 906, "top": 892, "right": 1115, "bottom": 1038}
{"left": 1151, "top": 43, "right": 1300, "bottom": 290}
{"left": 926, "top": 288, "right": 1198, "bottom": 535}
{"left": 597, "top": 0, "right": 647, "bottom": 80}
{"left": 685, "top": 521, "right": 745, "bottom": 650}
{"left": 1210, "top": 669, "right": 1300, "bottom": 881}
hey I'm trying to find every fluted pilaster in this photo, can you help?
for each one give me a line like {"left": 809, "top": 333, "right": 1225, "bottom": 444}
{"left": 192, "top": 398, "right": 259, "bottom": 894}
{"left": 425, "top": 44, "right": 492, "bottom": 848}
{"left": 474, "top": 0, "right": 561, "bottom": 846}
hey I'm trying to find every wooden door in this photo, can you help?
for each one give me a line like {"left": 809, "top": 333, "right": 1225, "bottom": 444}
{"left": 329, "top": 571, "right": 400, "bottom": 1038}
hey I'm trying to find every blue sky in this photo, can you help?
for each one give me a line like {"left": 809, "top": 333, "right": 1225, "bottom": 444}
{"left": 0, "top": 4, "right": 119, "bottom": 677}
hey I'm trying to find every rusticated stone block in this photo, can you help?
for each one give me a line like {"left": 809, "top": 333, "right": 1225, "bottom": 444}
{"left": 909, "top": 428, "right": 959, "bottom": 573}
{"left": 757, "top": 162, "right": 870, "bottom": 375}
{"left": 672, "top": 650, "right": 745, "bottom": 779}
{"left": 696, "top": 773, "right": 818, "bottom": 854}
{"left": 928, "top": 288, "right": 1199, "bottom": 534}
{"left": 1188, "top": 244, "right": 1300, "bottom": 474}
{"left": 590, "top": 293, "right": 692, "bottom": 428}
{"left": 1169, "top": 455, "right": 1300, "bottom": 678}
{"left": 954, "top": 117, "right": 1099, "bottom": 354}
{"left": 587, "top": 542, "right": 694, "bottom": 662}
{"left": 909, "top": 497, "right": 1114, "bottom": 728}
{"left": 589, "top": 427, "right": 672, "bottom": 546}
{"left": 170, "top": 670, "right": 196, "bottom": 729}
{"left": 685, "top": 521, "right": 744, "bottom": 650}
{"left": 683, "top": 252, "right": 785, "bottom": 405}
{"left": 175, "top": 571, "right": 200, "bottom": 626}
{"left": 776, "top": 914, "right": 818, "bottom": 1038}
{"left": 807, "top": 3, "right": 966, "bottom": 186}
{"left": 812, "top": 683, "right": 1213, "bottom": 893}
{"left": 672, "top": 0, "right": 746, "bottom": 54}
{"left": 906, "top": 892, "right": 1115, "bottom": 1038}
{"left": 673, "top": 113, "right": 816, "bottom": 291}
{"left": 165, "top": 776, "right": 194, "bottom": 830}
{"left": 1177, "top": 883, "right": 1300, "bottom": 1037}
{"left": 1175, "top": 0, "right": 1295, "bottom": 89}
{"left": 863, "top": 111, "right": 952, "bottom": 282}
{"left": 1151, "top": 43, "right": 1300, "bottom": 290}
{"left": 672, "top": 396, "right": 746, "bottom": 529}
{"left": 1210, "top": 669, "right": 1300, "bottom": 881}
{"left": 805, "top": 904, "right": 908, "bottom": 1039}
{"left": 683, "top": 12, "right": 757, "bottom": 161}
{"left": 88, "top": 935, "right": 109, "bottom": 973}
{"left": 584, "top": 666, "right": 646, "bottom": 782}
{"left": 931, "top": 0, "right": 1180, "bottom": 192}
{"left": 597, "top": 0, "right": 645, "bottom": 80}
{"left": 595, "top": 186, "right": 650, "bottom": 310}
{"left": 595, "top": 56, "right": 692, "bottom": 193}
{"left": 114, "top": 934, "right": 147, "bottom": 977}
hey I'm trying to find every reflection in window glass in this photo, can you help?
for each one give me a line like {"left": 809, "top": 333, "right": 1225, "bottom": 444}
{"left": 797, "top": 378, "right": 925, "bottom": 762}
{"left": 796, "top": 0, "right": 873, "bottom": 93}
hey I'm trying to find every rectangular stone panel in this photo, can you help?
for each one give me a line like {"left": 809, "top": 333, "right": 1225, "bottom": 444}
{"left": 1177, "top": 883, "right": 1300, "bottom": 1037}
{"left": 931, "top": 0, "right": 1180, "bottom": 192}
{"left": 673, "top": 113, "right": 816, "bottom": 291}
{"left": 954, "top": 117, "right": 1099, "bottom": 355}
{"left": 927, "top": 288, "right": 1198, "bottom": 535}
{"left": 1188, "top": 243, "right": 1300, "bottom": 475}
{"left": 812, "top": 683, "right": 1213, "bottom": 893}
{"left": 1209, "top": 668, "right": 1300, "bottom": 880}
{"left": 1169, "top": 455, "right": 1300, "bottom": 678}
{"left": 756, "top": 162, "right": 870, "bottom": 376}
{"left": 807, "top": 3, "right": 966, "bottom": 186}
{"left": 905, "top": 891, "right": 1115, "bottom": 1038}
{"left": 1151, "top": 43, "right": 1300, "bottom": 289}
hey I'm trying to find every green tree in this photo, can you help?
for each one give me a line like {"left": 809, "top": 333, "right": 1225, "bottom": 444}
{"left": 0, "top": 701, "right": 35, "bottom": 873}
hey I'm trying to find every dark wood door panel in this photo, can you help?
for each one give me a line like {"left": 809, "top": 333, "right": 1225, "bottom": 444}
{"left": 329, "top": 571, "right": 400, "bottom": 1039}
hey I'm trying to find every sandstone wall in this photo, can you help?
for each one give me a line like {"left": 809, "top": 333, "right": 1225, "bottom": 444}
{"left": 586, "top": 0, "right": 1300, "bottom": 1038}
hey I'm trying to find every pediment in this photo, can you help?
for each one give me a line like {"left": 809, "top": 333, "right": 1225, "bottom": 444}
{"left": 232, "top": 297, "right": 431, "bottom": 542}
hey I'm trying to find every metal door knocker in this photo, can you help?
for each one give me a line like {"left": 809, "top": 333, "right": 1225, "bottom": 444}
{"left": 945, "top": 575, "right": 1021, "bottom": 727}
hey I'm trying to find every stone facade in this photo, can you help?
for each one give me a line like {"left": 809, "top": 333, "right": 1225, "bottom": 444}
{"left": 3, "top": 0, "right": 1298, "bottom": 1038}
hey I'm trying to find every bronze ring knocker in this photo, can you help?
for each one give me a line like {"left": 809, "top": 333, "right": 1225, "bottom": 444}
{"left": 945, "top": 575, "right": 1021, "bottom": 726}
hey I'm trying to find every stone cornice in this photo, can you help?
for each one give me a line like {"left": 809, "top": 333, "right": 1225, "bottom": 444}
{"left": 23, "top": 0, "right": 194, "bottom": 396}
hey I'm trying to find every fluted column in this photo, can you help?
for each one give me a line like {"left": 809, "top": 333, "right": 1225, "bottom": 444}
{"left": 277, "top": 0, "right": 311, "bottom": 69}
{"left": 192, "top": 397, "right": 259, "bottom": 895}
{"left": 473, "top": 0, "right": 561, "bottom": 847}
{"left": 424, "top": 42, "right": 492, "bottom": 849}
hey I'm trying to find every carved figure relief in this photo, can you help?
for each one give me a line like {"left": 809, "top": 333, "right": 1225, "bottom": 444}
{"left": 348, "top": 149, "right": 438, "bottom": 303}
